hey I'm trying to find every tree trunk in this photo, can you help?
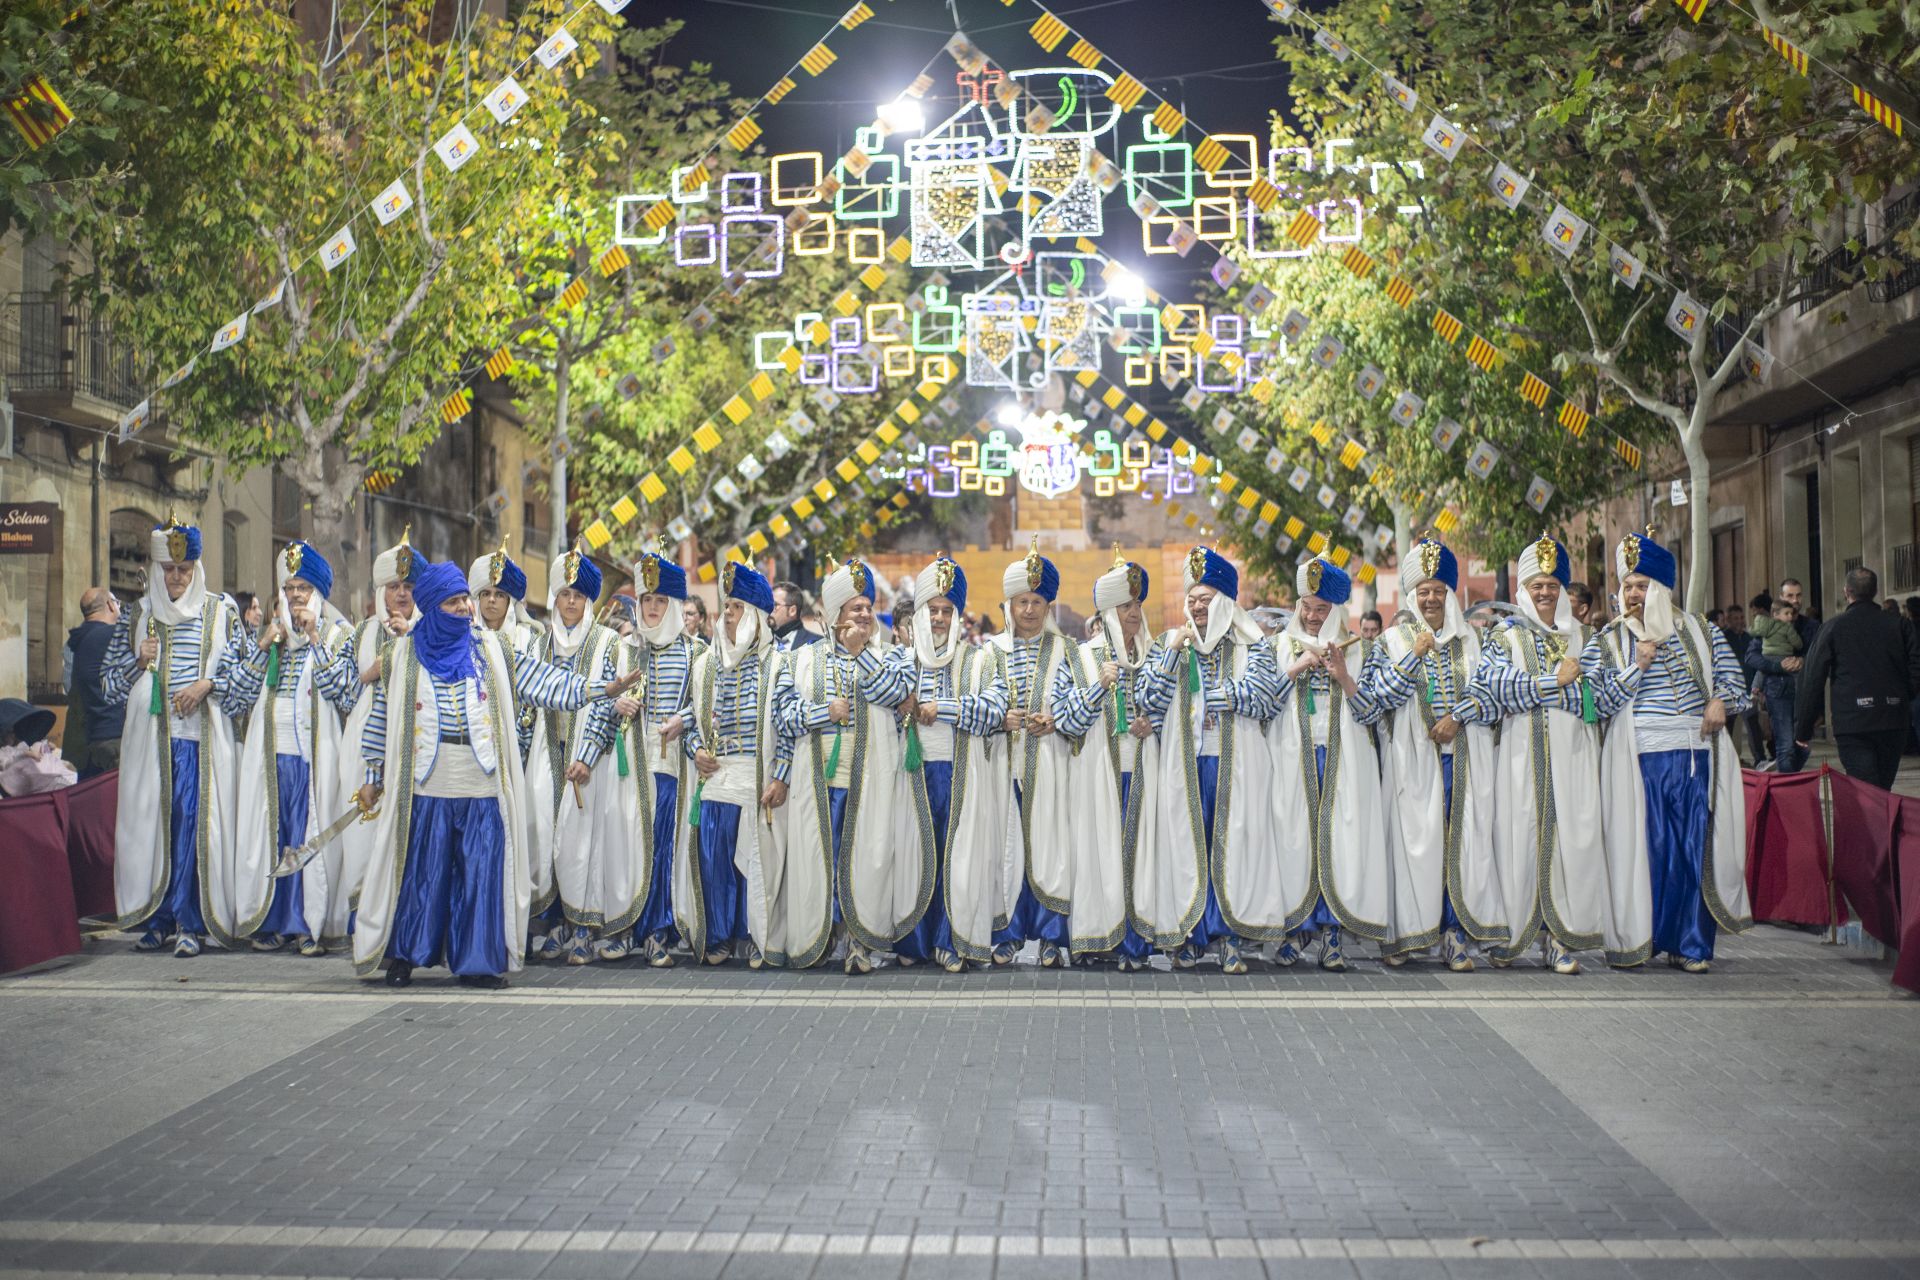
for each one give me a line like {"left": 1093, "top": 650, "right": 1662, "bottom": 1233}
{"left": 308, "top": 470, "right": 362, "bottom": 604}
{"left": 1681, "top": 402, "right": 1715, "bottom": 616}
{"left": 1494, "top": 562, "right": 1511, "bottom": 604}
{"left": 549, "top": 342, "right": 572, "bottom": 563}
{"left": 1390, "top": 499, "right": 1413, "bottom": 567}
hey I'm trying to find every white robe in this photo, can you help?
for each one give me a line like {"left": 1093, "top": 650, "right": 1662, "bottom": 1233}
{"left": 988, "top": 630, "right": 1075, "bottom": 920}
{"left": 1592, "top": 613, "right": 1752, "bottom": 965}
{"left": 1267, "top": 632, "right": 1392, "bottom": 942}
{"left": 337, "top": 617, "right": 408, "bottom": 907}
{"left": 1486, "top": 622, "right": 1608, "bottom": 957}
{"left": 781, "top": 642, "right": 916, "bottom": 960}
{"left": 1374, "top": 624, "right": 1503, "bottom": 953}
{"left": 231, "top": 620, "right": 353, "bottom": 944}
{"left": 547, "top": 626, "right": 642, "bottom": 931}
{"left": 898, "top": 644, "right": 1017, "bottom": 963}
{"left": 1138, "top": 634, "right": 1281, "bottom": 945}
{"left": 111, "top": 594, "right": 242, "bottom": 938}
{"left": 687, "top": 645, "right": 788, "bottom": 959}
{"left": 351, "top": 632, "right": 533, "bottom": 976}
{"left": 1054, "top": 637, "right": 1137, "bottom": 953}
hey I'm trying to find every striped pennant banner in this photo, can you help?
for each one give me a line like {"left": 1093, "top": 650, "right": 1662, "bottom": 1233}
{"left": 725, "top": 116, "right": 762, "bottom": 150}
{"left": 1066, "top": 38, "right": 1102, "bottom": 68}
{"left": 1614, "top": 438, "right": 1644, "bottom": 469}
{"left": 1673, "top": 0, "right": 1709, "bottom": 19}
{"left": 1760, "top": 27, "right": 1808, "bottom": 74}
{"left": 1150, "top": 101, "right": 1185, "bottom": 137}
{"left": 638, "top": 473, "right": 669, "bottom": 502}
{"left": 610, "top": 495, "right": 639, "bottom": 524}
{"left": 1246, "top": 177, "right": 1280, "bottom": 211}
{"left": 483, "top": 347, "right": 513, "bottom": 380}
{"left": 1557, "top": 402, "right": 1590, "bottom": 437}
{"left": 1339, "top": 440, "right": 1367, "bottom": 469}
{"left": 1464, "top": 334, "right": 1498, "bottom": 370}
{"left": 1384, "top": 276, "right": 1415, "bottom": 307}
{"left": 641, "top": 199, "right": 677, "bottom": 231}
{"left": 1853, "top": 86, "right": 1905, "bottom": 136}
{"left": 1432, "top": 310, "right": 1464, "bottom": 343}
{"left": 439, "top": 388, "right": 473, "bottom": 423}
{"left": 1194, "top": 136, "right": 1230, "bottom": 175}
{"left": 1518, "top": 372, "right": 1551, "bottom": 408}
{"left": 1340, "top": 245, "right": 1375, "bottom": 278}
{"left": 557, "top": 277, "right": 589, "bottom": 309}
{"left": 1285, "top": 208, "right": 1323, "bottom": 248}
{"left": 765, "top": 76, "right": 797, "bottom": 105}
{"left": 596, "top": 245, "right": 631, "bottom": 277}
{"left": 840, "top": 2, "right": 874, "bottom": 29}
{"left": 4, "top": 76, "right": 73, "bottom": 149}
{"left": 800, "top": 44, "right": 837, "bottom": 76}
{"left": 1107, "top": 73, "right": 1147, "bottom": 111}
{"left": 1031, "top": 13, "right": 1069, "bottom": 49}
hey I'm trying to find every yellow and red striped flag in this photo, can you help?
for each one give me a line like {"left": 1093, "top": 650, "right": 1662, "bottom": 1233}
{"left": 840, "top": 2, "right": 874, "bottom": 29}
{"left": 1557, "top": 401, "right": 1590, "bottom": 437}
{"left": 4, "top": 76, "right": 73, "bottom": 149}
{"left": 1432, "top": 310, "right": 1464, "bottom": 343}
{"left": 725, "top": 116, "right": 762, "bottom": 151}
{"left": 596, "top": 245, "right": 631, "bottom": 277}
{"left": 556, "top": 277, "right": 589, "bottom": 310}
{"left": 1517, "top": 372, "right": 1551, "bottom": 408}
{"left": 1030, "top": 13, "right": 1069, "bottom": 50}
{"left": 1614, "top": 437, "right": 1643, "bottom": 469}
{"left": 1853, "top": 86, "right": 1905, "bottom": 137}
{"left": 1150, "top": 101, "right": 1185, "bottom": 137}
{"left": 1760, "top": 27, "right": 1808, "bottom": 74}
{"left": 1673, "top": 0, "right": 1710, "bottom": 20}
{"left": 1464, "top": 335, "right": 1499, "bottom": 370}
{"left": 439, "top": 388, "right": 473, "bottom": 423}
{"left": 1107, "top": 73, "right": 1147, "bottom": 111}
{"left": 1285, "top": 208, "right": 1322, "bottom": 248}
{"left": 1066, "top": 38, "right": 1102, "bottom": 68}
{"left": 765, "top": 76, "right": 797, "bottom": 105}
{"left": 799, "top": 44, "right": 837, "bottom": 76}
{"left": 1384, "top": 276, "right": 1416, "bottom": 307}
{"left": 1340, "top": 245, "right": 1375, "bottom": 278}
{"left": 484, "top": 347, "right": 514, "bottom": 380}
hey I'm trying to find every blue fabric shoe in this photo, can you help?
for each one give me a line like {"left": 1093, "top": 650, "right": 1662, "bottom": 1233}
{"left": 173, "top": 934, "right": 202, "bottom": 959}
{"left": 133, "top": 927, "right": 167, "bottom": 953}
{"left": 1220, "top": 938, "right": 1248, "bottom": 975}
{"left": 1318, "top": 927, "right": 1347, "bottom": 973}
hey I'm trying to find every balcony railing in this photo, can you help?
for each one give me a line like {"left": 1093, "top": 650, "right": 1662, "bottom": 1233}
{"left": 3, "top": 292, "right": 142, "bottom": 409}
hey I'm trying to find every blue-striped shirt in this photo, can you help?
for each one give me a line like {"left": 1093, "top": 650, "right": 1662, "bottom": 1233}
{"left": 686, "top": 653, "right": 796, "bottom": 782}
{"left": 1050, "top": 640, "right": 1155, "bottom": 739}
{"left": 1270, "top": 635, "right": 1384, "bottom": 726}
{"left": 101, "top": 603, "right": 247, "bottom": 718}
{"left": 1467, "top": 619, "right": 1592, "bottom": 718}
{"left": 772, "top": 642, "right": 914, "bottom": 741}
{"left": 225, "top": 628, "right": 360, "bottom": 721}
{"left": 1581, "top": 618, "right": 1751, "bottom": 720}
{"left": 361, "top": 642, "right": 604, "bottom": 781}
{"left": 1134, "top": 633, "right": 1282, "bottom": 730}
{"left": 891, "top": 648, "right": 1010, "bottom": 737}
{"left": 1362, "top": 628, "right": 1493, "bottom": 725}
{"left": 533, "top": 629, "right": 624, "bottom": 769}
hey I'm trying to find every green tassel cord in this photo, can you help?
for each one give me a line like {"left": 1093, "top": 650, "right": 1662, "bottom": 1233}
{"left": 686, "top": 781, "right": 703, "bottom": 828}
{"left": 1112, "top": 685, "right": 1129, "bottom": 737}
{"left": 1185, "top": 649, "right": 1202, "bottom": 695}
{"left": 825, "top": 730, "right": 843, "bottom": 780}
{"left": 615, "top": 730, "right": 630, "bottom": 778}
{"left": 1580, "top": 677, "right": 1598, "bottom": 724}
{"left": 266, "top": 642, "right": 281, "bottom": 692}
{"left": 904, "top": 721, "right": 923, "bottom": 772}
{"left": 148, "top": 660, "right": 165, "bottom": 717}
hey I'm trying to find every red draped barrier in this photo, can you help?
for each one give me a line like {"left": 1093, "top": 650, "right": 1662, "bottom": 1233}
{"left": 62, "top": 771, "right": 119, "bottom": 920}
{"left": 0, "top": 790, "right": 83, "bottom": 974}
{"left": 1743, "top": 768, "right": 1844, "bottom": 928}
{"left": 1828, "top": 771, "right": 1901, "bottom": 951}
{"left": 1895, "top": 796, "right": 1920, "bottom": 996}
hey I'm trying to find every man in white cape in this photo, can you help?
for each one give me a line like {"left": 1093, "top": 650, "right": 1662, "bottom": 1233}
{"left": 987, "top": 539, "right": 1078, "bottom": 967}
{"left": 1581, "top": 530, "right": 1752, "bottom": 973}
{"left": 575, "top": 545, "right": 701, "bottom": 966}
{"left": 1362, "top": 534, "right": 1504, "bottom": 971}
{"left": 98, "top": 517, "right": 249, "bottom": 957}
{"left": 889, "top": 555, "right": 1011, "bottom": 972}
{"left": 227, "top": 541, "right": 360, "bottom": 957}
{"left": 1466, "top": 534, "right": 1606, "bottom": 974}
{"left": 1267, "top": 555, "right": 1390, "bottom": 972}
{"left": 683, "top": 561, "right": 792, "bottom": 966}
{"left": 771, "top": 557, "right": 918, "bottom": 974}
{"left": 525, "top": 545, "right": 627, "bottom": 965}
{"left": 337, "top": 529, "right": 419, "bottom": 914}
{"left": 1134, "top": 546, "right": 1281, "bottom": 974}
{"left": 1049, "top": 550, "right": 1157, "bottom": 970}
{"left": 351, "top": 560, "right": 640, "bottom": 989}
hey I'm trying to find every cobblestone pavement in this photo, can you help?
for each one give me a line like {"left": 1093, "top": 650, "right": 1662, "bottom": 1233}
{"left": 0, "top": 925, "right": 1915, "bottom": 1279}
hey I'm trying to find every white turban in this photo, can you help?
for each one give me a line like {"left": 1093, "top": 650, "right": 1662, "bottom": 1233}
{"left": 821, "top": 560, "right": 875, "bottom": 638}
{"left": 466, "top": 554, "right": 532, "bottom": 628}
{"left": 371, "top": 539, "right": 415, "bottom": 591}
{"left": 145, "top": 525, "right": 208, "bottom": 627}
{"left": 911, "top": 559, "right": 965, "bottom": 670}
{"left": 1397, "top": 548, "right": 1468, "bottom": 645}
{"left": 1517, "top": 538, "right": 1578, "bottom": 638}
{"left": 1092, "top": 562, "right": 1151, "bottom": 667}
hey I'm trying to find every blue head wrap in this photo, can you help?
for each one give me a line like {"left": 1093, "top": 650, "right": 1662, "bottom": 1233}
{"left": 1520, "top": 534, "right": 1571, "bottom": 587}
{"left": 1403, "top": 536, "right": 1458, "bottom": 593}
{"left": 1004, "top": 541, "right": 1060, "bottom": 603}
{"left": 411, "top": 561, "right": 478, "bottom": 683}
{"left": 1183, "top": 546, "right": 1239, "bottom": 600}
{"left": 554, "top": 547, "right": 603, "bottom": 603}
{"left": 1297, "top": 556, "right": 1352, "bottom": 606}
{"left": 1616, "top": 530, "right": 1676, "bottom": 589}
{"left": 722, "top": 560, "right": 775, "bottom": 614}
{"left": 635, "top": 549, "right": 689, "bottom": 602}
{"left": 280, "top": 541, "right": 334, "bottom": 599}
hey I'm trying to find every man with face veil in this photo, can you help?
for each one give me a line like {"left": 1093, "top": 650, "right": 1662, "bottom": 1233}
{"left": 1267, "top": 555, "right": 1390, "bottom": 973}
{"left": 986, "top": 539, "right": 1077, "bottom": 967}
{"left": 337, "top": 529, "right": 420, "bottom": 914}
{"left": 524, "top": 545, "right": 628, "bottom": 965}
{"left": 227, "top": 541, "right": 360, "bottom": 957}
{"left": 1580, "top": 530, "right": 1751, "bottom": 973}
{"left": 1362, "top": 533, "right": 1504, "bottom": 971}
{"left": 351, "top": 560, "right": 640, "bottom": 989}
{"left": 576, "top": 544, "right": 702, "bottom": 966}
{"left": 889, "top": 554, "right": 1011, "bottom": 972}
{"left": 1049, "top": 550, "right": 1157, "bottom": 970}
{"left": 1465, "top": 534, "right": 1606, "bottom": 974}
{"left": 98, "top": 516, "right": 250, "bottom": 957}
{"left": 771, "top": 557, "right": 917, "bottom": 974}
{"left": 682, "top": 561, "right": 793, "bottom": 966}
{"left": 1133, "top": 547, "right": 1281, "bottom": 974}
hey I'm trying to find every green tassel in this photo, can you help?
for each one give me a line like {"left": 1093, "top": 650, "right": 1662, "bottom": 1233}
{"left": 904, "top": 720, "right": 923, "bottom": 772}
{"left": 1185, "top": 649, "right": 1202, "bottom": 695}
{"left": 826, "top": 729, "right": 843, "bottom": 779}
{"left": 148, "top": 667, "right": 165, "bottom": 717}
{"left": 686, "top": 780, "right": 703, "bottom": 828}
{"left": 1580, "top": 677, "right": 1597, "bottom": 725}
{"left": 266, "top": 642, "right": 280, "bottom": 692}
{"left": 1304, "top": 679, "right": 1317, "bottom": 717}
{"left": 1112, "top": 685, "right": 1129, "bottom": 737}
{"left": 615, "top": 728, "right": 630, "bottom": 778}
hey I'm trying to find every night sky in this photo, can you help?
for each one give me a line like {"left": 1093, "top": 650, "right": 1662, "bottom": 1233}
{"left": 621, "top": 0, "right": 1296, "bottom": 296}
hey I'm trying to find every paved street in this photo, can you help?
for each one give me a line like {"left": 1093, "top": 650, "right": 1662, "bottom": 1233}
{"left": 0, "top": 927, "right": 1915, "bottom": 1280}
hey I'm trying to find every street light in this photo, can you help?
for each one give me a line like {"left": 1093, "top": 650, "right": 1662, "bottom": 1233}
{"left": 877, "top": 98, "right": 925, "bottom": 134}
{"left": 1108, "top": 265, "right": 1147, "bottom": 307}
{"left": 996, "top": 401, "right": 1024, "bottom": 428}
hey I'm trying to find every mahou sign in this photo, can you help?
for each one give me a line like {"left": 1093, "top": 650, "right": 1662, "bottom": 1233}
{"left": 0, "top": 503, "right": 59, "bottom": 554}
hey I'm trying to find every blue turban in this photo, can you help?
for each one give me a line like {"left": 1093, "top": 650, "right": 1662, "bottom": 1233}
{"left": 279, "top": 541, "right": 334, "bottom": 599}
{"left": 916, "top": 556, "right": 969, "bottom": 613}
{"left": 552, "top": 547, "right": 603, "bottom": 603}
{"left": 722, "top": 560, "right": 775, "bottom": 614}
{"left": 1296, "top": 556, "right": 1352, "bottom": 606}
{"left": 150, "top": 520, "right": 202, "bottom": 564}
{"left": 1182, "top": 546, "right": 1239, "bottom": 600}
{"left": 1616, "top": 531, "right": 1676, "bottom": 589}
{"left": 1003, "top": 543, "right": 1060, "bottom": 603}
{"left": 1400, "top": 535, "right": 1458, "bottom": 594}
{"left": 635, "top": 549, "right": 689, "bottom": 602}
{"left": 410, "top": 560, "right": 478, "bottom": 683}
{"left": 1519, "top": 534, "right": 1571, "bottom": 587}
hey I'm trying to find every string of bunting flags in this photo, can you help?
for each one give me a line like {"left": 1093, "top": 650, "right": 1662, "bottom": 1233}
{"left": 1667, "top": 0, "right": 1906, "bottom": 140}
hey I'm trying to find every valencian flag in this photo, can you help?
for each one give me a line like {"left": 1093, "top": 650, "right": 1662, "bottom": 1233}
{"left": 6, "top": 76, "right": 73, "bottom": 149}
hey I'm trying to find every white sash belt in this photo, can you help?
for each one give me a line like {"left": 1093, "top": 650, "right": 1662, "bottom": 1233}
{"left": 1634, "top": 712, "right": 1708, "bottom": 758}
{"left": 704, "top": 754, "right": 759, "bottom": 808}
{"left": 418, "top": 739, "right": 493, "bottom": 798}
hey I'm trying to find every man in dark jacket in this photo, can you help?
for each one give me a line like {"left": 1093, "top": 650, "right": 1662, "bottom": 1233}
{"left": 1795, "top": 567, "right": 1920, "bottom": 791}
{"left": 64, "top": 587, "right": 125, "bottom": 778}
{"left": 770, "top": 579, "right": 820, "bottom": 651}
{"left": 1720, "top": 603, "right": 1767, "bottom": 766}
{"left": 1754, "top": 578, "right": 1820, "bottom": 772}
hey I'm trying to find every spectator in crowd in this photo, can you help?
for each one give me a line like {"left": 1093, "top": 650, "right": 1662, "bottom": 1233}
{"left": 63, "top": 587, "right": 125, "bottom": 778}
{"left": 1358, "top": 610, "right": 1384, "bottom": 640}
{"left": 0, "top": 698, "right": 73, "bottom": 797}
{"left": 1707, "top": 608, "right": 1724, "bottom": 629}
{"left": 1909, "top": 596, "right": 1920, "bottom": 752}
{"left": 892, "top": 601, "right": 916, "bottom": 648}
{"left": 1566, "top": 581, "right": 1595, "bottom": 625}
{"left": 1795, "top": 567, "right": 1920, "bottom": 792}
{"left": 232, "top": 591, "right": 264, "bottom": 632}
{"left": 769, "top": 580, "right": 818, "bottom": 650}
{"left": 684, "top": 595, "right": 712, "bottom": 642}
{"left": 1752, "top": 597, "right": 1807, "bottom": 771}
{"left": 1885, "top": 598, "right": 1904, "bottom": 617}
{"left": 1719, "top": 603, "right": 1766, "bottom": 766}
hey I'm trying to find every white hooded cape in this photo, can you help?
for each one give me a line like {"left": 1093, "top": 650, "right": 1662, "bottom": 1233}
{"left": 1054, "top": 634, "right": 1142, "bottom": 952}
{"left": 535, "top": 622, "right": 626, "bottom": 925}
{"left": 988, "top": 629, "right": 1076, "bottom": 921}
{"left": 686, "top": 640, "right": 788, "bottom": 960}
